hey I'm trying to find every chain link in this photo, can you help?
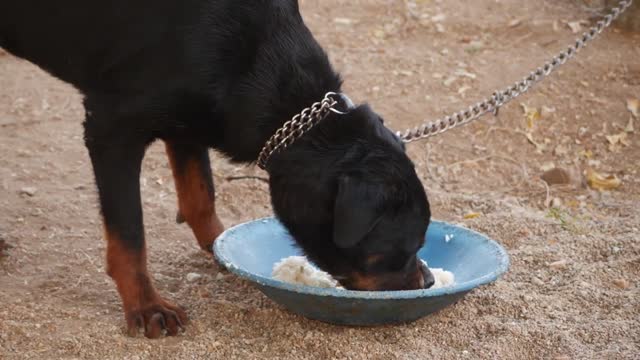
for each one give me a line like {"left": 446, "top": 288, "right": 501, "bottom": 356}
{"left": 397, "top": 0, "right": 633, "bottom": 143}
{"left": 257, "top": 92, "right": 340, "bottom": 169}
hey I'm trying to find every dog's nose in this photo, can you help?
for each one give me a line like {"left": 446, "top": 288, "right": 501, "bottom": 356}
{"left": 420, "top": 261, "right": 435, "bottom": 289}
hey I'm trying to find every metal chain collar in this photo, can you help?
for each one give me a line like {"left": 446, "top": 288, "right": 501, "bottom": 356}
{"left": 257, "top": 92, "right": 349, "bottom": 169}
{"left": 397, "top": 0, "right": 633, "bottom": 143}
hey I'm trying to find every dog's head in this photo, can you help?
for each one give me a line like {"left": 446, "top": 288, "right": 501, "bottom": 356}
{"left": 268, "top": 104, "right": 433, "bottom": 291}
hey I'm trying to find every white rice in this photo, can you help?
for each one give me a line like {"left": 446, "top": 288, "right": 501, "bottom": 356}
{"left": 421, "top": 259, "right": 456, "bottom": 289}
{"left": 272, "top": 256, "right": 341, "bottom": 288}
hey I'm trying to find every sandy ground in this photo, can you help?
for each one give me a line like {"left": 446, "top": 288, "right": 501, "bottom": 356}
{"left": 1, "top": 0, "right": 639, "bottom": 359}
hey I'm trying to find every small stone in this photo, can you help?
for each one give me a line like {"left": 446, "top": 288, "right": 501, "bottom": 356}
{"left": 548, "top": 260, "right": 568, "bottom": 270}
{"left": 216, "top": 273, "right": 225, "bottom": 281}
{"left": 541, "top": 168, "right": 571, "bottom": 185}
{"left": 540, "top": 162, "right": 556, "bottom": 172}
{"left": 612, "top": 278, "right": 630, "bottom": 289}
{"left": 186, "top": 273, "right": 202, "bottom": 282}
{"left": 19, "top": 187, "right": 38, "bottom": 196}
{"left": 531, "top": 277, "right": 545, "bottom": 286}
{"left": 333, "top": 17, "right": 353, "bottom": 26}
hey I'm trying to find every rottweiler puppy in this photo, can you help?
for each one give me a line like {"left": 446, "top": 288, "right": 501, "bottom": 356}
{"left": 0, "top": 0, "right": 433, "bottom": 338}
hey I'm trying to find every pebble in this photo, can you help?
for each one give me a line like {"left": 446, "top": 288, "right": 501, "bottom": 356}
{"left": 531, "top": 277, "right": 545, "bottom": 286}
{"left": 20, "top": 187, "right": 38, "bottom": 196}
{"left": 548, "top": 260, "right": 568, "bottom": 270}
{"left": 216, "top": 273, "right": 225, "bottom": 281}
{"left": 612, "top": 278, "right": 630, "bottom": 290}
{"left": 186, "top": 273, "right": 202, "bottom": 282}
{"left": 550, "top": 197, "right": 562, "bottom": 208}
{"left": 541, "top": 168, "right": 571, "bottom": 186}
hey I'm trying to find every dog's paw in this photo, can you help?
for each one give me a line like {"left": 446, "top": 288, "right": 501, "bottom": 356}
{"left": 125, "top": 299, "right": 188, "bottom": 339}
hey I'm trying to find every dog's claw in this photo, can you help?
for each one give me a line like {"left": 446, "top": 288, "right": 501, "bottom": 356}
{"left": 176, "top": 211, "right": 186, "bottom": 224}
{"left": 125, "top": 301, "right": 188, "bottom": 339}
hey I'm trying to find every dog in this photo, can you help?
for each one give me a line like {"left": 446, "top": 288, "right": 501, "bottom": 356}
{"left": 1, "top": 0, "right": 433, "bottom": 338}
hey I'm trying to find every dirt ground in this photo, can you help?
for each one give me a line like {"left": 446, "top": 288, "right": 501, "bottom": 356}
{"left": 1, "top": 0, "right": 639, "bottom": 359}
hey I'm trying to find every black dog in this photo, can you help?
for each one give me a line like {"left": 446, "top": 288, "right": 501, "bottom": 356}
{"left": 1, "top": 0, "right": 432, "bottom": 338}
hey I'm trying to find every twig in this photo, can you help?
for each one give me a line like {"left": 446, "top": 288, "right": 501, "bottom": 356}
{"left": 226, "top": 176, "right": 269, "bottom": 183}
{"left": 539, "top": 178, "right": 552, "bottom": 207}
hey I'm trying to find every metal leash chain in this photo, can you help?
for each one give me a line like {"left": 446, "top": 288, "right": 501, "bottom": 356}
{"left": 257, "top": 92, "right": 339, "bottom": 169}
{"left": 397, "top": 0, "right": 633, "bottom": 143}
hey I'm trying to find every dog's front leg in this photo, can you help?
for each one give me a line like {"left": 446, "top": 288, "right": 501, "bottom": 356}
{"left": 84, "top": 110, "right": 188, "bottom": 338}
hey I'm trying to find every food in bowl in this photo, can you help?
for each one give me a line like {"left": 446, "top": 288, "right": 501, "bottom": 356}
{"left": 272, "top": 256, "right": 455, "bottom": 290}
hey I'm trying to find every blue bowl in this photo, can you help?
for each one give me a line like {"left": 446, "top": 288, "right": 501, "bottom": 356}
{"left": 214, "top": 217, "right": 509, "bottom": 326}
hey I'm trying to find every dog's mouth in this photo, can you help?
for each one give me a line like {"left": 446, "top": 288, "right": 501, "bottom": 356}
{"left": 336, "top": 268, "right": 432, "bottom": 292}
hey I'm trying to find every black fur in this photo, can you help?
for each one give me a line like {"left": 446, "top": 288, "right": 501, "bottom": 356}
{"left": 269, "top": 105, "right": 432, "bottom": 290}
{"left": 1, "top": 0, "right": 432, "bottom": 333}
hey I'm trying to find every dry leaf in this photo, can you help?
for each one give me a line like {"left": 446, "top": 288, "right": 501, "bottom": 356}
{"left": 567, "top": 21, "right": 582, "bottom": 34}
{"left": 431, "top": 14, "right": 446, "bottom": 22}
{"left": 457, "top": 85, "right": 471, "bottom": 96}
{"left": 548, "top": 259, "right": 568, "bottom": 270}
{"left": 627, "top": 98, "right": 639, "bottom": 118}
{"left": 541, "top": 106, "right": 556, "bottom": 117}
{"left": 454, "top": 69, "right": 477, "bottom": 79}
{"left": 525, "top": 132, "right": 546, "bottom": 153}
{"left": 464, "top": 41, "right": 484, "bottom": 54}
{"left": 579, "top": 149, "right": 593, "bottom": 159}
{"left": 373, "top": 29, "right": 386, "bottom": 39}
{"left": 625, "top": 118, "right": 634, "bottom": 133}
{"left": 612, "top": 278, "right": 630, "bottom": 290}
{"left": 521, "top": 103, "right": 541, "bottom": 129}
{"left": 443, "top": 76, "right": 457, "bottom": 87}
{"left": 464, "top": 212, "right": 482, "bottom": 220}
{"left": 606, "top": 132, "right": 631, "bottom": 152}
{"left": 586, "top": 168, "right": 621, "bottom": 191}
{"left": 508, "top": 19, "right": 522, "bottom": 28}
{"left": 540, "top": 162, "right": 556, "bottom": 172}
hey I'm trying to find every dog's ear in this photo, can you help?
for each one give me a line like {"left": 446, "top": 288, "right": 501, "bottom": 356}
{"left": 333, "top": 176, "right": 385, "bottom": 249}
